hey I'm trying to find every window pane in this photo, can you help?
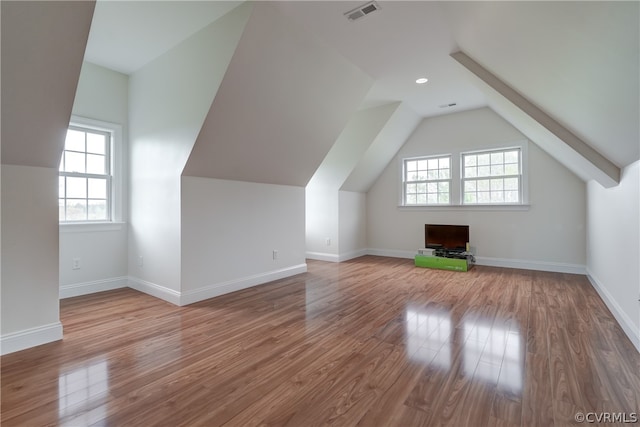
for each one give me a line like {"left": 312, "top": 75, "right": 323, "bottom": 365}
{"left": 505, "top": 191, "right": 519, "bottom": 203}
{"left": 464, "top": 181, "right": 476, "bottom": 192}
{"left": 64, "top": 151, "right": 85, "bottom": 173}
{"left": 438, "top": 192, "right": 450, "bottom": 204}
{"left": 87, "top": 133, "right": 106, "bottom": 154}
{"left": 67, "top": 177, "right": 87, "bottom": 198}
{"left": 406, "top": 183, "right": 416, "bottom": 194}
{"left": 477, "top": 179, "right": 490, "bottom": 191}
{"left": 491, "top": 191, "right": 505, "bottom": 203}
{"left": 87, "top": 154, "right": 106, "bottom": 175}
{"left": 464, "top": 193, "right": 477, "bottom": 204}
{"left": 477, "top": 154, "right": 490, "bottom": 165}
{"left": 59, "top": 177, "right": 65, "bottom": 198}
{"left": 65, "top": 129, "right": 85, "bottom": 152}
{"left": 491, "top": 165, "right": 504, "bottom": 176}
{"left": 66, "top": 199, "right": 87, "bottom": 221}
{"left": 403, "top": 155, "right": 451, "bottom": 206}
{"left": 505, "top": 164, "right": 519, "bottom": 175}
{"left": 478, "top": 166, "right": 490, "bottom": 177}
{"left": 505, "top": 177, "right": 519, "bottom": 190}
{"left": 505, "top": 151, "right": 519, "bottom": 163}
{"left": 464, "top": 155, "right": 476, "bottom": 167}
{"left": 465, "top": 167, "right": 477, "bottom": 178}
{"left": 478, "top": 192, "right": 491, "bottom": 203}
{"left": 59, "top": 199, "right": 65, "bottom": 221}
{"left": 88, "top": 200, "right": 108, "bottom": 220}
{"left": 88, "top": 178, "right": 107, "bottom": 199}
{"left": 491, "top": 152, "right": 504, "bottom": 164}
{"left": 491, "top": 179, "right": 503, "bottom": 191}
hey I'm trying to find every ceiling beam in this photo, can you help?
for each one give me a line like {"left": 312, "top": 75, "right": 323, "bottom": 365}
{"left": 451, "top": 51, "right": 620, "bottom": 188}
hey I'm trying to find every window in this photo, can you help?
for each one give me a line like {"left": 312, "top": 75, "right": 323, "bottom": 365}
{"left": 59, "top": 125, "right": 112, "bottom": 222}
{"left": 462, "top": 148, "right": 521, "bottom": 204}
{"left": 403, "top": 155, "right": 451, "bottom": 205}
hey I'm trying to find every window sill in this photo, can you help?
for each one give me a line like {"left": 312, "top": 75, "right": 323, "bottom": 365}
{"left": 60, "top": 222, "right": 126, "bottom": 233}
{"left": 398, "top": 204, "right": 531, "bottom": 212}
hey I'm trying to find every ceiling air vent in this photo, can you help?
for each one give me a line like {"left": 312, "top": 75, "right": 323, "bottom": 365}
{"left": 344, "top": 1, "right": 381, "bottom": 22}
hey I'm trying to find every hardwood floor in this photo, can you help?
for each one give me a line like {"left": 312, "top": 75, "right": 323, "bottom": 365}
{"left": 2, "top": 256, "right": 639, "bottom": 426}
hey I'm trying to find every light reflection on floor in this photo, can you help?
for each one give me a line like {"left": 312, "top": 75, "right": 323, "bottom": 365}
{"left": 58, "top": 359, "right": 109, "bottom": 426}
{"left": 405, "top": 305, "right": 523, "bottom": 393}
{"left": 406, "top": 305, "right": 452, "bottom": 370}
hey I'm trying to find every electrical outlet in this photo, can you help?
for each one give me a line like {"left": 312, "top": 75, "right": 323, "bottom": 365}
{"left": 273, "top": 250, "right": 278, "bottom": 260}
{"left": 72, "top": 258, "right": 81, "bottom": 270}
{"left": 326, "top": 238, "right": 331, "bottom": 246}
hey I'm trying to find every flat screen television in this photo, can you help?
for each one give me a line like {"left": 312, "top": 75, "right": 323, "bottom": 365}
{"left": 425, "top": 224, "right": 469, "bottom": 252}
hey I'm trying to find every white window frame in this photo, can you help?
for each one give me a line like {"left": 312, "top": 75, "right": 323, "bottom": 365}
{"left": 401, "top": 154, "right": 452, "bottom": 206}
{"left": 398, "top": 141, "right": 529, "bottom": 211}
{"left": 461, "top": 147, "right": 524, "bottom": 205}
{"left": 59, "top": 116, "right": 124, "bottom": 228}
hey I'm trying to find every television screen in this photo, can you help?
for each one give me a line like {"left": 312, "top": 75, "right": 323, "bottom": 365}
{"left": 425, "top": 224, "right": 469, "bottom": 251}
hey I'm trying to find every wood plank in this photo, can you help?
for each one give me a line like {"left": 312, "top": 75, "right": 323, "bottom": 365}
{"left": 1, "top": 256, "right": 639, "bottom": 427}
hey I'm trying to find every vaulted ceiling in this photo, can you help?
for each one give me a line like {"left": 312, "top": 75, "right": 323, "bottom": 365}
{"left": 4, "top": 1, "right": 637, "bottom": 191}
{"left": 85, "top": 0, "right": 640, "bottom": 188}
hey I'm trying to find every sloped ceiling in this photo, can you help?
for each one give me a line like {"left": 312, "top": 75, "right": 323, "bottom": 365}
{"left": 342, "top": 103, "right": 422, "bottom": 192}
{"left": 308, "top": 102, "right": 402, "bottom": 191}
{"left": 182, "top": 2, "right": 372, "bottom": 186}
{"left": 452, "top": 51, "right": 620, "bottom": 188}
{"left": 1, "top": 1, "right": 95, "bottom": 168}
{"left": 85, "top": 1, "right": 243, "bottom": 75}
{"left": 441, "top": 1, "right": 639, "bottom": 170}
{"left": 80, "top": 1, "right": 638, "bottom": 189}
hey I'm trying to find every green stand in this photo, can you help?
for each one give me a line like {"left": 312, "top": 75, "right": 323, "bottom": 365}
{"left": 414, "top": 255, "right": 473, "bottom": 272}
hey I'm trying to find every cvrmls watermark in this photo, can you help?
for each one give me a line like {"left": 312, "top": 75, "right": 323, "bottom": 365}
{"left": 575, "top": 412, "right": 638, "bottom": 423}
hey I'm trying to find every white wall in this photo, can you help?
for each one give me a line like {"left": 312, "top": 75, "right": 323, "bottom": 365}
{"left": 180, "top": 177, "right": 306, "bottom": 305}
{"left": 306, "top": 187, "right": 339, "bottom": 259}
{"left": 306, "top": 104, "right": 399, "bottom": 260}
{"left": 127, "top": 4, "right": 252, "bottom": 297}
{"left": 587, "top": 161, "right": 640, "bottom": 350}
{"left": 367, "top": 108, "right": 587, "bottom": 272}
{"left": 60, "top": 62, "right": 129, "bottom": 297}
{"left": 1, "top": 166, "right": 62, "bottom": 353}
{"left": 338, "top": 191, "right": 367, "bottom": 259}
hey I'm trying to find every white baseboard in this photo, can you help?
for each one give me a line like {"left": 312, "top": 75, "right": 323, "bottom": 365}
{"left": 1, "top": 322, "right": 63, "bottom": 356}
{"left": 475, "top": 256, "right": 586, "bottom": 275}
{"left": 306, "top": 250, "right": 369, "bottom": 263}
{"left": 586, "top": 269, "right": 640, "bottom": 353}
{"left": 180, "top": 263, "right": 307, "bottom": 306}
{"left": 60, "top": 276, "right": 128, "bottom": 299}
{"left": 306, "top": 251, "right": 340, "bottom": 262}
{"left": 338, "top": 249, "right": 369, "bottom": 262}
{"left": 127, "top": 276, "right": 181, "bottom": 306}
{"left": 364, "top": 249, "right": 586, "bottom": 275}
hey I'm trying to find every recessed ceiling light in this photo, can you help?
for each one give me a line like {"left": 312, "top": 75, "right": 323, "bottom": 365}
{"left": 415, "top": 77, "right": 428, "bottom": 84}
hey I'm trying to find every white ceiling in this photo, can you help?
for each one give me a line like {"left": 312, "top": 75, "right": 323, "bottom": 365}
{"left": 84, "top": 0, "right": 639, "bottom": 172}
{"left": 85, "top": 1, "right": 242, "bottom": 74}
